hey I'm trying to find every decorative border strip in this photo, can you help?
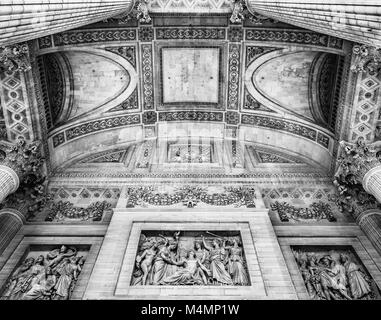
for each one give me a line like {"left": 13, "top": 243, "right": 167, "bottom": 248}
{"left": 245, "top": 29, "right": 343, "bottom": 49}
{"left": 317, "top": 132, "right": 330, "bottom": 149}
{"left": 158, "top": 111, "right": 224, "bottom": 122}
{"left": 156, "top": 28, "right": 226, "bottom": 40}
{"left": 241, "top": 114, "right": 317, "bottom": 141}
{"left": 141, "top": 44, "right": 154, "bottom": 110}
{"left": 53, "top": 29, "right": 137, "bottom": 46}
{"left": 227, "top": 43, "right": 241, "bottom": 110}
{"left": 64, "top": 114, "right": 141, "bottom": 141}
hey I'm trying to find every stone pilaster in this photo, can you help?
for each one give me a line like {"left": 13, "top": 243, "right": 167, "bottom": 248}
{"left": 245, "top": 0, "right": 381, "bottom": 47}
{"left": 0, "top": 1, "right": 136, "bottom": 46}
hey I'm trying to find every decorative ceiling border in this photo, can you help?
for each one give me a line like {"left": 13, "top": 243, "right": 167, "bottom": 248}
{"left": 52, "top": 29, "right": 137, "bottom": 46}
{"left": 245, "top": 28, "right": 343, "bottom": 51}
{"left": 51, "top": 114, "right": 141, "bottom": 147}
{"left": 241, "top": 114, "right": 330, "bottom": 149}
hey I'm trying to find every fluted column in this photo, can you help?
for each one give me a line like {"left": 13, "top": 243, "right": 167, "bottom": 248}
{"left": 0, "top": 165, "right": 19, "bottom": 203}
{"left": 363, "top": 166, "right": 381, "bottom": 203}
{"left": 0, "top": 1, "right": 136, "bottom": 46}
{"left": 0, "top": 209, "right": 23, "bottom": 255}
{"left": 245, "top": 0, "right": 381, "bottom": 47}
{"left": 357, "top": 210, "right": 381, "bottom": 255}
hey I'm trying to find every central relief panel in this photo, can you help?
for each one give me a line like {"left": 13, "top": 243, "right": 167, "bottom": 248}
{"left": 131, "top": 231, "right": 250, "bottom": 286}
{"left": 155, "top": 42, "right": 226, "bottom": 110}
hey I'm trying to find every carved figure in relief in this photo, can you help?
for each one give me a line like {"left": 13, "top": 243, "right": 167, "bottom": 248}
{"left": 150, "top": 233, "right": 182, "bottom": 285}
{"left": 294, "top": 250, "right": 379, "bottom": 300}
{"left": 47, "top": 245, "right": 77, "bottom": 269}
{"left": 54, "top": 256, "right": 83, "bottom": 300}
{"left": 22, "top": 267, "right": 57, "bottom": 300}
{"left": 131, "top": 232, "right": 249, "bottom": 286}
{"left": 136, "top": 241, "right": 159, "bottom": 285}
{"left": 1, "top": 257, "right": 35, "bottom": 300}
{"left": 340, "top": 254, "right": 372, "bottom": 299}
{"left": 1, "top": 245, "right": 85, "bottom": 300}
{"left": 194, "top": 241, "right": 209, "bottom": 284}
{"left": 160, "top": 251, "right": 211, "bottom": 285}
{"left": 225, "top": 239, "right": 249, "bottom": 285}
{"left": 202, "top": 235, "right": 233, "bottom": 285}
{"left": 22, "top": 255, "right": 46, "bottom": 293}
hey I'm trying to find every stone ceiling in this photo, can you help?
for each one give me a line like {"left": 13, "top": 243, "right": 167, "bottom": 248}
{"left": 23, "top": 13, "right": 352, "bottom": 176}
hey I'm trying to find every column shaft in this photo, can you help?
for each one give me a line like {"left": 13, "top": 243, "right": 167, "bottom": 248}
{"left": 358, "top": 212, "right": 381, "bottom": 255}
{"left": 0, "top": 165, "right": 19, "bottom": 203}
{"left": 246, "top": 0, "right": 381, "bottom": 47}
{"left": 0, "top": 211, "right": 22, "bottom": 255}
{"left": 0, "top": 1, "right": 135, "bottom": 46}
{"left": 363, "top": 166, "right": 381, "bottom": 203}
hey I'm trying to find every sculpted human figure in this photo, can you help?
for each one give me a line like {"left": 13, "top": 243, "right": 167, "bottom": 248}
{"left": 150, "top": 236, "right": 182, "bottom": 285}
{"left": 297, "top": 257, "right": 316, "bottom": 298}
{"left": 54, "top": 256, "right": 82, "bottom": 300}
{"left": 136, "top": 241, "right": 159, "bottom": 285}
{"left": 225, "top": 238, "right": 249, "bottom": 285}
{"left": 22, "top": 255, "right": 46, "bottom": 293}
{"left": 164, "top": 232, "right": 181, "bottom": 278}
{"left": 340, "top": 254, "right": 371, "bottom": 299}
{"left": 2, "top": 257, "right": 35, "bottom": 300}
{"left": 306, "top": 254, "right": 324, "bottom": 298}
{"left": 160, "top": 251, "right": 211, "bottom": 285}
{"left": 47, "top": 245, "right": 77, "bottom": 269}
{"left": 202, "top": 235, "right": 233, "bottom": 285}
{"left": 194, "top": 241, "right": 210, "bottom": 284}
{"left": 22, "top": 267, "right": 57, "bottom": 300}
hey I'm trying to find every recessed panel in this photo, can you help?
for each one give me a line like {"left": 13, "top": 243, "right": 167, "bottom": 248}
{"left": 161, "top": 48, "right": 220, "bottom": 104}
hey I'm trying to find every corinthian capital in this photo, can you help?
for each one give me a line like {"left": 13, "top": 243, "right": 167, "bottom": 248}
{"left": 0, "top": 137, "right": 43, "bottom": 180}
{"left": 0, "top": 43, "right": 31, "bottom": 73}
{"left": 333, "top": 138, "right": 380, "bottom": 214}
{"left": 351, "top": 44, "right": 381, "bottom": 76}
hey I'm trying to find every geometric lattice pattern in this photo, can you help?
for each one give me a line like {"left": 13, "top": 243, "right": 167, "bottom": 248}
{"left": 0, "top": 70, "right": 34, "bottom": 142}
{"left": 349, "top": 70, "right": 381, "bottom": 143}
{"left": 149, "top": 0, "right": 232, "bottom": 12}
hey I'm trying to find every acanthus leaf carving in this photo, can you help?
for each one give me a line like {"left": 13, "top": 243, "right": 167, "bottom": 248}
{"left": 351, "top": 44, "right": 381, "bottom": 77}
{"left": 333, "top": 138, "right": 381, "bottom": 215}
{"left": 0, "top": 43, "right": 31, "bottom": 73}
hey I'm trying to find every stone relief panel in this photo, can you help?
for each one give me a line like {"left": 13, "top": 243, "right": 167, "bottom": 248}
{"left": 131, "top": 231, "right": 250, "bottom": 286}
{"left": 263, "top": 186, "right": 354, "bottom": 223}
{"left": 126, "top": 185, "right": 256, "bottom": 209}
{"left": 26, "top": 187, "right": 119, "bottom": 222}
{"left": 292, "top": 246, "right": 381, "bottom": 300}
{"left": 0, "top": 245, "right": 88, "bottom": 300}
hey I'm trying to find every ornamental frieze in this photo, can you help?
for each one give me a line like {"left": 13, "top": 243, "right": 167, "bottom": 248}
{"left": 126, "top": 185, "right": 256, "bottom": 209}
{"left": 270, "top": 201, "right": 336, "bottom": 222}
{"left": 53, "top": 29, "right": 137, "bottom": 46}
{"left": 64, "top": 114, "right": 141, "bottom": 141}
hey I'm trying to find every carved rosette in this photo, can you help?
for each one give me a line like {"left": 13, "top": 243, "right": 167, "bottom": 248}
{"left": 351, "top": 44, "right": 381, "bottom": 76}
{"left": 0, "top": 43, "right": 31, "bottom": 73}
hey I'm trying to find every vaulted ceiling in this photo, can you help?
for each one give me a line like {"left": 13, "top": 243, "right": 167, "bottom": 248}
{"left": 31, "top": 14, "right": 350, "bottom": 176}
